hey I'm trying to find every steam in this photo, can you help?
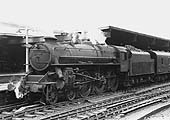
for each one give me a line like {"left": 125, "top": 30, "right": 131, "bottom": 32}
{"left": 14, "top": 80, "right": 24, "bottom": 99}
{"left": 8, "top": 77, "right": 24, "bottom": 99}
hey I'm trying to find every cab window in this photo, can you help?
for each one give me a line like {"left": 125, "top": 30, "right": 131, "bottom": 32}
{"left": 168, "top": 57, "right": 170, "bottom": 65}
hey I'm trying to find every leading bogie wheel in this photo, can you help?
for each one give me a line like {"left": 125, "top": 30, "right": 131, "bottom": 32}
{"left": 45, "top": 84, "right": 58, "bottom": 105}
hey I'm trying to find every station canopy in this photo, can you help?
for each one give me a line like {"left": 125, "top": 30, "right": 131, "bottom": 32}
{"left": 0, "top": 22, "right": 45, "bottom": 45}
{"left": 0, "top": 33, "right": 44, "bottom": 45}
{"left": 100, "top": 26, "right": 170, "bottom": 51}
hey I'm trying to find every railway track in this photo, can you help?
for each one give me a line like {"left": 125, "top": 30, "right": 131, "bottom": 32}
{"left": 0, "top": 102, "right": 30, "bottom": 113}
{"left": 125, "top": 100, "right": 170, "bottom": 120}
{"left": 1, "top": 81, "right": 170, "bottom": 120}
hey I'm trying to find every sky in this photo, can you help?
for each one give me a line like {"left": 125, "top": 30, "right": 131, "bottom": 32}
{"left": 0, "top": 0, "right": 170, "bottom": 43}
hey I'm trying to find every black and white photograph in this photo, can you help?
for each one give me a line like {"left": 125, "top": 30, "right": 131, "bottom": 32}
{"left": 0, "top": 0, "right": 170, "bottom": 119}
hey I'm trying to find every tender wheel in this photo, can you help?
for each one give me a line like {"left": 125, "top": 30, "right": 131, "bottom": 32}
{"left": 66, "top": 89, "right": 76, "bottom": 101}
{"left": 109, "top": 78, "right": 118, "bottom": 92}
{"left": 78, "top": 72, "right": 92, "bottom": 98}
{"left": 45, "top": 84, "right": 58, "bottom": 104}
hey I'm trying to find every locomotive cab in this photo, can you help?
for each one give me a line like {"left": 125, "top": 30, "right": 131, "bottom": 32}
{"left": 114, "top": 46, "right": 129, "bottom": 72}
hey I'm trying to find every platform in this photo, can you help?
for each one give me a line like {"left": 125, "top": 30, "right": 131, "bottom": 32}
{"left": 0, "top": 83, "right": 8, "bottom": 91}
{"left": 0, "top": 73, "right": 26, "bottom": 91}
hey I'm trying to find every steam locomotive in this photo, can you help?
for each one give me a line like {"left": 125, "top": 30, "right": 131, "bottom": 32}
{"left": 8, "top": 37, "right": 170, "bottom": 104}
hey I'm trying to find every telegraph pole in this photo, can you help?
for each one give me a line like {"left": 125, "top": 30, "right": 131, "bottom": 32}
{"left": 25, "top": 27, "right": 29, "bottom": 73}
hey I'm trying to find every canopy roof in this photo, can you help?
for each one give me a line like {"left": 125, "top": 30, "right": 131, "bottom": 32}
{"left": 100, "top": 26, "right": 170, "bottom": 51}
{"left": 0, "top": 33, "right": 44, "bottom": 45}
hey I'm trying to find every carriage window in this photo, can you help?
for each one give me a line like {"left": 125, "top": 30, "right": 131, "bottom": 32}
{"left": 125, "top": 53, "right": 127, "bottom": 60}
{"left": 161, "top": 58, "right": 164, "bottom": 64}
{"left": 121, "top": 52, "right": 127, "bottom": 61}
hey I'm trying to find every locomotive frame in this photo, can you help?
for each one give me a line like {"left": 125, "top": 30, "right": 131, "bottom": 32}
{"left": 25, "top": 38, "right": 122, "bottom": 104}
